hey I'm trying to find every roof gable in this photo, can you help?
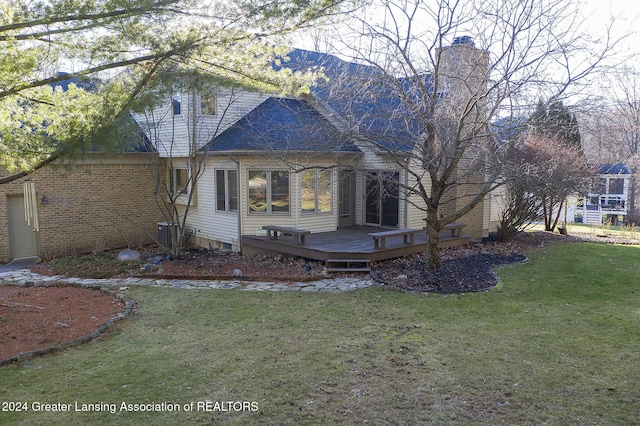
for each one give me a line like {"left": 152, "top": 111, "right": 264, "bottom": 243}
{"left": 598, "top": 163, "right": 630, "bottom": 175}
{"left": 206, "top": 97, "right": 358, "bottom": 153}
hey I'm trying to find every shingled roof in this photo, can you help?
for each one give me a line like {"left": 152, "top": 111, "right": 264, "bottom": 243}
{"left": 598, "top": 163, "right": 631, "bottom": 175}
{"left": 206, "top": 97, "right": 358, "bottom": 153}
{"left": 281, "top": 49, "right": 428, "bottom": 152}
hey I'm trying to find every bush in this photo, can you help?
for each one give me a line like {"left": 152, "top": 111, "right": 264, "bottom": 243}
{"left": 496, "top": 183, "right": 540, "bottom": 242}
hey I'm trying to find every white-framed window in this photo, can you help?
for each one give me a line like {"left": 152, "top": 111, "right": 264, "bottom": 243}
{"left": 609, "top": 178, "right": 624, "bottom": 194}
{"left": 301, "top": 169, "right": 332, "bottom": 214}
{"left": 248, "top": 170, "right": 290, "bottom": 214}
{"left": 172, "top": 98, "right": 181, "bottom": 115}
{"left": 200, "top": 90, "right": 216, "bottom": 116}
{"left": 170, "top": 166, "right": 189, "bottom": 197}
{"left": 216, "top": 169, "right": 238, "bottom": 213}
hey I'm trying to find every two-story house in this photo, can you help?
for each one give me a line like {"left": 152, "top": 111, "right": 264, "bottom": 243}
{"left": 135, "top": 39, "right": 502, "bottom": 261}
{"left": 571, "top": 164, "right": 631, "bottom": 225}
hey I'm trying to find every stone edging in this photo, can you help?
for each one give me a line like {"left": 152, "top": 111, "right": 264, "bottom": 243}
{"left": 0, "top": 282, "right": 135, "bottom": 367}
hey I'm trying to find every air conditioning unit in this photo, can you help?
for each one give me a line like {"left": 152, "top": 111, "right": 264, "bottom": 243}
{"left": 157, "top": 222, "right": 178, "bottom": 248}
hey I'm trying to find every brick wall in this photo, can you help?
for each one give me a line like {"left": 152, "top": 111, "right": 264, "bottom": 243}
{"left": 0, "top": 154, "right": 164, "bottom": 261}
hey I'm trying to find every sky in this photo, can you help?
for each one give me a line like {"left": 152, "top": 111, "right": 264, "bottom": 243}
{"left": 295, "top": 0, "right": 640, "bottom": 62}
{"left": 581, "top": 0, "right": 640, "bottom": 59}
{"left": 292, "top": 0, "right": 640, "bottom": 106}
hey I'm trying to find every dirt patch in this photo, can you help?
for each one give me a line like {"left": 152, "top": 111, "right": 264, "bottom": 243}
{"left": 141, "top": 249, "right": 328, "bottom": 281}
{"left": 32, "top": 249, "right": 328, "bottom": 282}
{"left": 0, "top": 286, "right": 126, "bottom": 362}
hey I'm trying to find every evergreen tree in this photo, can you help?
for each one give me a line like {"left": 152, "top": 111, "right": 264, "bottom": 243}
{"left": 530, "top": 100, "right": 582, "bottom": 149}
{"left": 0, "top": 0, "right": 350, "bottom": 180}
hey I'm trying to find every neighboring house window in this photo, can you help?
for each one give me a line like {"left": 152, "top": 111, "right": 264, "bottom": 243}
{"left": 216, "top": 169, "right": 238, "bottom": 213}
{"left": 200, "top": 90, "right": 216, "bottom": 116}
{"left": 301, "top": 169, "right": 332, "bottom": 213}
{"left": 609, "top": 178, "right": 624, "bottom": 194}
{"left": 248, "top": 170, "right": 290, "bottom": 214}
{"left": 170, "top": 167, "right": 189, "bottom": 196}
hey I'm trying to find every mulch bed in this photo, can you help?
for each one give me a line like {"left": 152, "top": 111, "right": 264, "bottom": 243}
{"left": 371, "top": 252, "right": 527, "bottom": 293}
{"left": 29, "top": 230, "right": 637, "bottom": 295}
{"left": 0, "top": 286, "right": 127, "bottom": 363}
{"left": 370, "top": 231, "right": 578, "bottom": 293}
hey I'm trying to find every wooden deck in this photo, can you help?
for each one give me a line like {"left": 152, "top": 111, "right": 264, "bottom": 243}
{"left": 241, "top": 226, "right": 471, "bottom": 269}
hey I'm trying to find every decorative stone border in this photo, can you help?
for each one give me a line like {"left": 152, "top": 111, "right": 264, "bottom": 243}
{"left": 0, "top": 282, "right": 135, "bottom": 367}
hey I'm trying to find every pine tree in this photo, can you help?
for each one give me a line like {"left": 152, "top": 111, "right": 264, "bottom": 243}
{"left": 530, "top": 100, "right": 581, "bottom": 149}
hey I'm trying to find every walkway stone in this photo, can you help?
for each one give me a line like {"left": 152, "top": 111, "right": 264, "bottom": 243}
{"left": 0, "top": 269, "right": 375, "bottom": 292}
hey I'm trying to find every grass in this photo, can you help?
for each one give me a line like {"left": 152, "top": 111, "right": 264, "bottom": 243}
{"left": 1, "top": 242, "right": 639, "bottom": 424}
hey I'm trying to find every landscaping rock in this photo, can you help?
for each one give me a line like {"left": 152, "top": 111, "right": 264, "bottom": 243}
{"left": 117, "top": 250, "right": 141, "bottom": 262}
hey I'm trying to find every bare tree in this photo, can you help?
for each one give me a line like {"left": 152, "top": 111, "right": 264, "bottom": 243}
{"left": 583, "top": 69, "right": 640, "bottom": 210}
{"left": 303, "top": 0, "right": 621, "bottom": 268}
{"left": 508, "top": 134, "right": 591, "bottom": 233}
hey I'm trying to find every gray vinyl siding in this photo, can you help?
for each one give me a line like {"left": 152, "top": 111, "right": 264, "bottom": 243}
{"left": 134, "top": 89, "right": 269, "bottom": 158}
{"left": 182, "top": 158, "right": 240, "bottom": 248}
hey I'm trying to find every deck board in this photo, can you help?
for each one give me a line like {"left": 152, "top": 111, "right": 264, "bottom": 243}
{"left": 242, "top": 226, "right": 471, "bottom": 263}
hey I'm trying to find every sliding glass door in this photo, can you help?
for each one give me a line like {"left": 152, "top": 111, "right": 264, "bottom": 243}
{"left": 365, "top": 171, "right": 399, "bottom": 227}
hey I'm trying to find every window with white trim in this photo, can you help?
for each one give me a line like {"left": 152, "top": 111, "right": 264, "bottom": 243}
{"left": 170, "top": 167, "right": 189, "bottom": 196}
{"left": 216, "top": 169, "right": 238, "bottom": 213}
{"left": 172, "top": 98, "right": 181, "bottom": 115}
{"left": 200, "top": 90, "right": 216, "bottom": 116}
{"left": 248, "top": 170, "right": 290, "bottom": 214}
{"left": 301, "top": 169, "right": 332, "bottom": 214}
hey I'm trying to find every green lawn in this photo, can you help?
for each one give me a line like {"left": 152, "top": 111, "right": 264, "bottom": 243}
{"left": 1, "top": 242, "right": 639, "bottom": 425}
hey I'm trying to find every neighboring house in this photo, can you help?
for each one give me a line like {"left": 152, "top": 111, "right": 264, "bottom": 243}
{"left": 135, "top": 39, "right": 501, "bottom": 253}
{"left": 569, "top": 164, "right": 631, "bottom": 225}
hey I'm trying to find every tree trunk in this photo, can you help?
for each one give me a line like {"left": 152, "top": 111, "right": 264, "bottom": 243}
{"left": 549, "top": 197, "right": 564, "bottom": 232}
{"left": 542, "top": 197, "right": 551, "bottom": 231}
{"left": 630, "top": 168, "right": 637, "bottom": 212}
{"left": 425, "top": 208, "right": 442, "bottom": 270}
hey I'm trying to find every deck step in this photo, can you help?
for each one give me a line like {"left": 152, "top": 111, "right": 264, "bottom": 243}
{"left": 325, "top": 258, "right": 371, "bottom": 272}
{"left": 325, "top": 268, "right": 372, "bottom": 273}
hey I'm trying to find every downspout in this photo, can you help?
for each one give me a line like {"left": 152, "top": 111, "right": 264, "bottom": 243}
{"left": 404, "top": 157, "right": 409, "bottom": 229}
{"left": 229, "top": 155, "right": 242, "bottom": 252}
